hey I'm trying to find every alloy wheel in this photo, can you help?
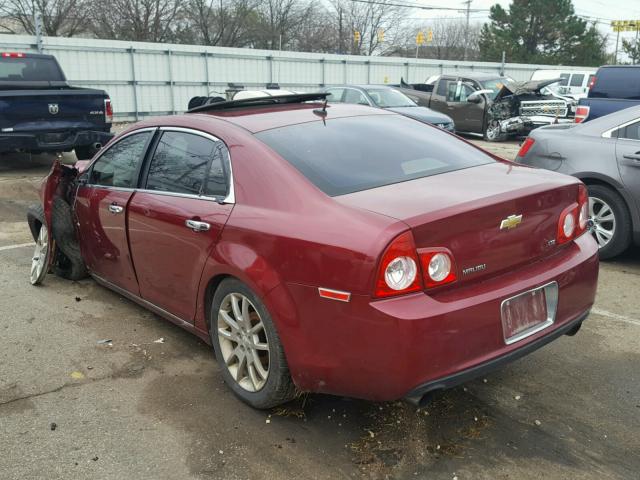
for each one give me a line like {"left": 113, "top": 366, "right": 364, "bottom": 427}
{"left": 589, "top": 196, "right": 616, "bottom": 248}
{"left": 30, "top": 224, "right": 49, "bottom": 285}
{"left": 485, "top": 123, "right": 501, "bottom": 141}
{"left": 217, "top": 293, "right": 270, "bottom": 392}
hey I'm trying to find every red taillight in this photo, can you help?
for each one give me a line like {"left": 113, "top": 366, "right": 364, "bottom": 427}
{"left": 374, "top": 231, "right": 422, "bottom": 298}
{"left": 575, "top": 105, "right": 590, "bottom": 123}
{"left": 104, "top": 98, "right": 113, "bottom": 123}
{"left": 588, "top": 76, "right": 596, "bottom": 90}
{"left": 1, "top": 52, "right": 25, "bottom": 58}
{"left": 517, "top": 137, "right": 535, "bottom": 158}
{"left": 557, "top": 184, "right": 589, "bottom": 245}
{"left": 419, "top": 248, "right": 457, "bottom": 289}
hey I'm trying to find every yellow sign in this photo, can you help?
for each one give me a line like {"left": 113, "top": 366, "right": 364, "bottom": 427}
{"left": 427, "top": 29, "right": 433, "bottom": 43}
{"left": 416, "top": 31, "right": 425, "bottom": 45}
{"left": 354, "top": 31, "right": 360, "bottom": 43}
{"left": 377, "top": 29, "right": 385, "bottom": 42}
{"left": 611, "top": 20, "right": 640, "bottom": 32}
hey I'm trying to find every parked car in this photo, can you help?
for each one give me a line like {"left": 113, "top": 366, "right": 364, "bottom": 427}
{"left": 27, "top": 93, "right": 598, "bottom": 409}
{"left": 0, "top": 52, "right": 113, "bottom": 159}
{"left": 323, "top": 85, "right": 455, "bottom": 132}
{"left": 530, "top": 69, "right": 596, "bottom": 100}
{"left": 395, "top": 73, "right": 575, "bottom": 141}
{"left": 576, "top": 65, "right": 640, "bottom": 123}
{"left": 517, "top": 105, "right": 640, "bottom": 259}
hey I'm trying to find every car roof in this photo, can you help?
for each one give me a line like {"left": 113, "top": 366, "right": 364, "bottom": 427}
{"left": 576, "top": 104, "right": 640, "bottom": 135}
{"left": 185, "top": 102, "right": 395, "bottom": 134}
{"left": 442, "top": 72, "right": 506, "bottom": 81}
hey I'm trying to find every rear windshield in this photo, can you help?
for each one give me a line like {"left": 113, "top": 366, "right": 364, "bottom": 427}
{"left": 590, "top": 67, "right": 640, "bottom": 99}
{"left": 256, "top": 115, "right": 494, "bottom": 196}
{"left": 0, "top": 56, "right": 64, "bottom": 82}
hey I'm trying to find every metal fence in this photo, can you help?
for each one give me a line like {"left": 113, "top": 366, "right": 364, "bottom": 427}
{"left": 0, "top": 34, "right": 594, "bottom": 122}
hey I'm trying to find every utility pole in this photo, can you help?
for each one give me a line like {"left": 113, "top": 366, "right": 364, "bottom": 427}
{"left": 33, "top": 11, "right": 43, "bottom": 53}
{"left": 463, "top": 0, "right": 471, "bottom": 61}
{"left": 338, "top": 7, "right": 343, "bottom": 54}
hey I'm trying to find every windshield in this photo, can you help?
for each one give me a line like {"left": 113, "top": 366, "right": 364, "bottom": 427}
{"left": 365, "top": 88, "right": 416, "bottom": 108}
{"left": 256, "top": 115, "right": 493, "bottom": 196}
{"left": 480, "top": 77, "right": 515, "bottom": 100}
{"left": 0, "top": 56, "right": 64, "bottom": 82}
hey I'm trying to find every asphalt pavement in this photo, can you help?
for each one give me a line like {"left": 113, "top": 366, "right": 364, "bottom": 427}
{"left": 1, "top": 141, "right": 638, "bottom": 480}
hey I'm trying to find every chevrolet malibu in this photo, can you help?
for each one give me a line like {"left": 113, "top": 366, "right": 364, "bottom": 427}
{"left": 27, "top": 93, "right": 599, "bottom": 409}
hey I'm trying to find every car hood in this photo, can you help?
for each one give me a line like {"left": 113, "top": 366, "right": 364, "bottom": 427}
{"left": 494, "top": 78, "right": 564, "bottom": 101}
{"left": 386, "top": 106, "right": 453, "bottom": 124}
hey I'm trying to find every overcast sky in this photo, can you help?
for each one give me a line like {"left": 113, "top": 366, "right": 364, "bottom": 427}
{"left": 410, "top": 0, "right": 640, "bottom": 57}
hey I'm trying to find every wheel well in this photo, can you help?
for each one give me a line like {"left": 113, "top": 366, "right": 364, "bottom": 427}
{"left": 203, "top": 274, "right": 231, "bottom": 332}
{"left": 580, "top": 176, "right": 636, "bottom": 228}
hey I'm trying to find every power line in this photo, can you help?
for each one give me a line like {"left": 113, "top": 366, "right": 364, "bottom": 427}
{"left": 349, "top": 0, "right": 489, "bottom": 13}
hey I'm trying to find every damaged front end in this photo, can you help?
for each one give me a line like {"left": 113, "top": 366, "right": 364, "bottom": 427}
{"left": 26, "top": 159, "right": 88, "bottom": 285}
{"left": 487, "top": 78, "right": 575, "bottom": 138}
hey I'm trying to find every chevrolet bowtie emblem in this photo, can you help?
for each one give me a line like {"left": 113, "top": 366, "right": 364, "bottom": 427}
{"left": 500, "top": 214, "right": 523, "bottom": 230}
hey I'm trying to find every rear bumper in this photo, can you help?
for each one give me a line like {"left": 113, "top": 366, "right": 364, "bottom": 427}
{"left": 404, "top": 308, "right": 589, "bottom": 405}
{"left": 274, "top": 233, "right": 599, "bottom": 401}
{"left": 0, "top": 129, "right": 113, "bottom": 153}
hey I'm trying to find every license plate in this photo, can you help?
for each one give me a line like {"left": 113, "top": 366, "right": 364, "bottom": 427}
{"left": 501, "top": 282, "right": 558, "bottom": 344}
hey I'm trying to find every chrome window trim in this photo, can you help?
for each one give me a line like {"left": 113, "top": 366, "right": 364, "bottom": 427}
{"left": 83, "top": 126, "right": 236, "bottom": 205}
{"left": 602, "top": 117, "right": 640, "bottom": 140}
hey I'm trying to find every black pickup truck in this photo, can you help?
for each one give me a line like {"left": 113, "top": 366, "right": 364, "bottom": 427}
{"left": 394, "top": 73, "right": 574, "bottom": 141}
{"left": 0, "top": 52, "right": 113, "bottom": 159}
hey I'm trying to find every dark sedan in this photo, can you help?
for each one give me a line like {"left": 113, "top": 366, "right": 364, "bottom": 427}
{"left": 517, "top": 105, "right": 640, "bottom": 259}
{"left": 323, "top": 85, "right": 455, "bottom": 132}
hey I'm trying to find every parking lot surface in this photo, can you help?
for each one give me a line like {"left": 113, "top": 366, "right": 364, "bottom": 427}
{"left": 1, "top": 140, "right": 639, "bottom": 480}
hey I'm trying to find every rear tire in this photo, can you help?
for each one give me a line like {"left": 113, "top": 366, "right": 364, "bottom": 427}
{"left": 209, "top": 278, "right": 296, "bottom": 409}
{"left": 587, "top": 184, "right": 632, "bottom": 260}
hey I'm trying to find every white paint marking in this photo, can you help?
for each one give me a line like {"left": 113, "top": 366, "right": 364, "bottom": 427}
{"left": 0, "top": 242, "right": 33, "bottom": 252}
{"left": 592, "top": 308, "right": 640, "bottom": 327}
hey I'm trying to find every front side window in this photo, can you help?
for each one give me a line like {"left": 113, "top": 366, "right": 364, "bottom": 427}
{"left": 90, "top": 131, "right": 152, "bottom": 188}
{"left": 365, "top": 88, "right": 415, "bottom": 108}
{"left": 446, "top": 82, "right": 474, "bottom": 102}
{"left": 145, "top": 131, "right": 228, "bottom": 197}
{"left": 343, "top": 89, "right": 369, "bottom": 105}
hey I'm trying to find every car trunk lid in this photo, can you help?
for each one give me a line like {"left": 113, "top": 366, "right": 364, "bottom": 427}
{"left": 335, "top": 162, "right": 579, "bottom": 285}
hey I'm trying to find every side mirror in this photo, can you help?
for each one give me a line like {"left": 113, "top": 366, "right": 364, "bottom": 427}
{"left": 466, "top": 89, "right": 493, "bottom": 103}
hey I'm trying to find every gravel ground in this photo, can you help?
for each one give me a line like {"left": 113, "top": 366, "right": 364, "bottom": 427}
{"left": 1, "top": 138, "right": 638, "bottom": 480}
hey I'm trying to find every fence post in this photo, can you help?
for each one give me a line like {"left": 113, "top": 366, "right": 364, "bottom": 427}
{"left": 267, "top": 56, "right": 273, "bottom": 84}
{"left": 343, "top": 60, "right": 347, "bottom": 83}
{"left": 167, "top": 49, "right": 175, "bottom": 115}
{"left": 404, "top": 62, "right": 409, "bottom": 82}
{"left": 320, "top": 58, "right": 325, "bottom": 86}
{"left": 203, "top": 51, "right": 210, "bottom": 94}
{"left": 128, "top": 47, "right": 139, "bottom": 121}
{"left": 366, "top": 60, "right": 371, "bottom": 83}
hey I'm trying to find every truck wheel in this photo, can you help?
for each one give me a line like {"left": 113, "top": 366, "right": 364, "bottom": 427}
{"left": 587, "top": 184, "right": 631, "bottom": 260}
{"left": 209, "top": 278, "right": 297, "bottom": 409}
{"left": 75, "top": 146, "right": 95, "bottom": 160}
{"left": 51, "top": 197, "right": 88, "bottom": 280}
{"left": 483, "top": 120, "right": 506, "bottom": 142}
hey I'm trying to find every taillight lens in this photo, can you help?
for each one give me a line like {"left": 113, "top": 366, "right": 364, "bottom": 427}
{"left": 1, "top": 52, "right": 24, "bottom": 58}
{"left": 374, "top": 231, "right": 422, "bottom": 298}
{"left": 588, "top": 76, "right": 596, "bottom": 90}
{"left": 420, "top": 249, "right": 457, "bottom": 288}
{"left": 517, "top": 137, "right": 535, "bottom": 157}
{"left": 575, "top": 105, "right": 590, "bottom": 123}
{"left": 557, "top": 184, "right": 589, "bottom": 245}
{"left": 105, "top": 98, "right": 113, "bottom": 123}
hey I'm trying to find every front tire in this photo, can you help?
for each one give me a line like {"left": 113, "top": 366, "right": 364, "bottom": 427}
{"left": 209, "top": 278, "right": 296, "bottom": 409}
{"left": 483, "top": 119, "right": 507, "bottom": 142}
{"left": 587, "top": 184, "right": 631, "bottom": 259}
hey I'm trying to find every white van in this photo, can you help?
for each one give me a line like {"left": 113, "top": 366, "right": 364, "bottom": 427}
{"left": 530, "top": 69, "right": 596, "bottom": 100}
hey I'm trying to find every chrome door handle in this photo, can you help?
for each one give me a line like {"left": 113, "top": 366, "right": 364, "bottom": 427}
{"left": 108, "top": 204, "right": 124, "bottom": 214}
{"left": 185, "top": 219, "right": 210, "bottom": 232}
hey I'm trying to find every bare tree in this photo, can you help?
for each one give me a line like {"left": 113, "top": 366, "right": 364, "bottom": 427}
{"left": 184, "top": 0, "right": 256, "bottom": 47}
{"left": 87, "top": 0, "right": 183, "bottom": 42}
{"left": 0, "top": 0, "right": 90, "bottom": 36}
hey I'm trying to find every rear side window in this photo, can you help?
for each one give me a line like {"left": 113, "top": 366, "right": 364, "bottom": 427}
{"left": 558, "top": 73, "right": 570, "bottom": 86}
{"left": 90, "top": 131, "right": 152, "bottom": 188}
{"left": 591, "top": 68, "right": 640, "bottom": 99}
{"left": 0, "top": 56, "right": 64, "bottom": 82}
{"left": 326, "top": 88, "right": 345, "bottom": 102}
{"left": 256, "top": 115, "right": 494, "bottom": 196}
{"left": 145, "top": 131, "right": 228, "bottom": 197}
{"left": 570, "top": 74, "right": 585, "bottom": 87}
{"left": 619, "top": 121, "right": 640, "bottom": 141}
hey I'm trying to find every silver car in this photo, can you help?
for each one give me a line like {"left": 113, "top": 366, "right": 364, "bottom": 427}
{"left": 516, "top": 105, "right": 640, "bottom": 259}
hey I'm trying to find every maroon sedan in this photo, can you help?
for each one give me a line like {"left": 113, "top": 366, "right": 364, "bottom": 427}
{"left": 28, "top": 94, "right": 598, "bottom": 408}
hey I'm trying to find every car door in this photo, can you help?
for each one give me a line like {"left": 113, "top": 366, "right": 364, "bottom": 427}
{"left": 442, "top": 79, "right": 479, "bottom": 132}
{"left": 74, "top": 128, "right": 155, "bottom": 294}
{"left": 127, "top": 128, "right": 234, "bottom": 321}
{"left": 615, "top": 119, "right": 640, "bottom": 213}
